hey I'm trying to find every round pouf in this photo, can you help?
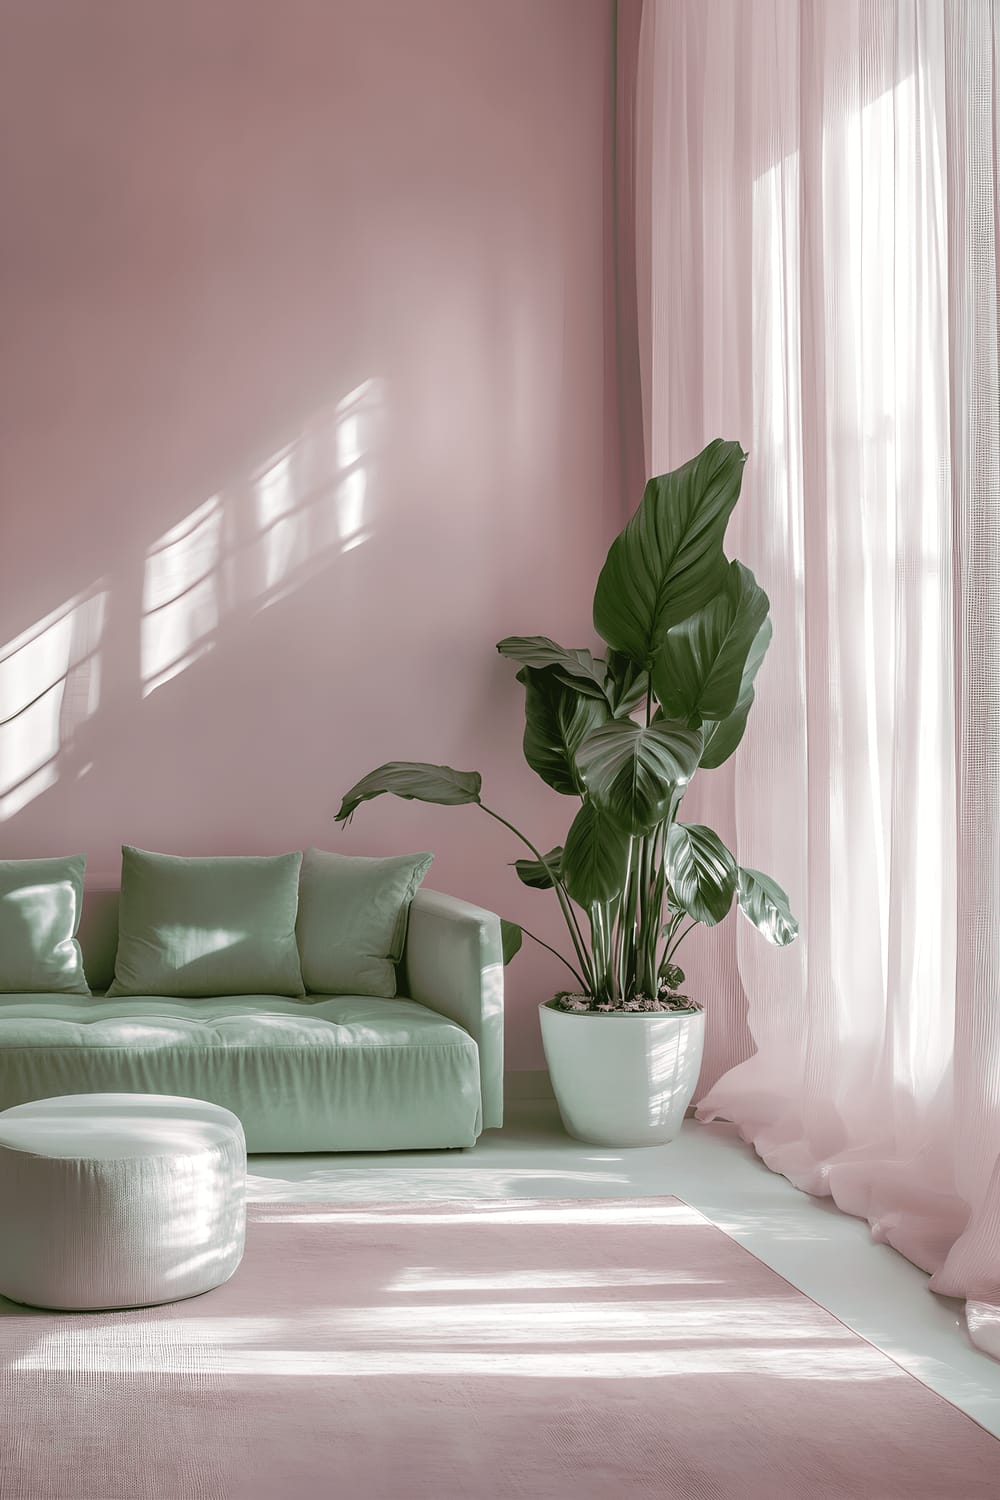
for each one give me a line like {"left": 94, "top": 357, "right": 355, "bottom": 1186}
{"left": 0, "top": 1093, "right": 246, "bottom": 1311}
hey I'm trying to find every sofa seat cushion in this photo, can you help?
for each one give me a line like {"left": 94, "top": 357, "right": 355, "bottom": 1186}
{"left": 0, "top": 996, "right": 482, "bottom": 1152}
{"left": 0, "top": 994, "right": 471, "bottom": 1048}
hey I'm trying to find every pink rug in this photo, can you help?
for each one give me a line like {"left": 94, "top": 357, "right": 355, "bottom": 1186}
{"left": 0, "top": 1197, "right": 997, "bottom": 1499}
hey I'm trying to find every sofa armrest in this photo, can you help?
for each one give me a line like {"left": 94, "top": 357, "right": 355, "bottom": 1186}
{"left": 401, "top": 888, "right": 504, "bottom": 1130}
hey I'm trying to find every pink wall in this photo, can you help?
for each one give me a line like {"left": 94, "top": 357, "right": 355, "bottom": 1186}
{"left": 0, "top": 0, "right": 619, "bottom": 1069}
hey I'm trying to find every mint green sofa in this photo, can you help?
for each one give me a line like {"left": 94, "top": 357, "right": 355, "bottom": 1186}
{"left": 0, "top": 888, "right": 503, "bottom": 1153}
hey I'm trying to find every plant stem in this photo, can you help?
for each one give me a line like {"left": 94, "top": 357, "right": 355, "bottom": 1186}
{"left": 635, "top": 831, "right": 647, "bottom": 988}
{"left": 665, "top": 919, "right": 699, "bottom": 965}
{"left": 637, "top": 829, "right": 659, "bottom": 995}
{"left": 479, "top": 803, "right": 594, "bottom": 992}
{"left": 514, "top": 924, "right": 587, "bottom": 991}
{"left": 589, "top": 905, "right": 605, "bottom": 1003}
{"left": 602, "top": 904, "right": 615, "bottom": 1002}
{"left": 654, "top": 786, "right": 685, "bottom": 981}
{"left": 659, "top": 909, "right": 685, "bottom": 951}
{"left": 622, "top": 834, "right": 640, "bottom": 1000}
{"left": 613, "top": 839, "right": 634, "bottom": 1000}
{"left": 644, "top": 822, "right": 667, "bottom": 991}
{"left": 600, "top": 902, "right": 616, "bottom": 1003}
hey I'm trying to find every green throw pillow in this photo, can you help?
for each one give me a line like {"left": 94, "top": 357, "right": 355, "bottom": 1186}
{"left": 0, "top": 854, "right": 90, "bottom": 994}
{"left": 107, "top": 847, "right": 305, "bottom": 998}
{"left": 297, "top": 848, "right": 434, "bottom": 997}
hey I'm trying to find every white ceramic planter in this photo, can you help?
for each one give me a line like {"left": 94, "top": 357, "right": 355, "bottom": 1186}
{"left": 538, "top": 1002, "right": 706, "bottom": 1147}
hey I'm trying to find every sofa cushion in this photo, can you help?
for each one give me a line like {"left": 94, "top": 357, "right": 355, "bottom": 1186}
{"left": 107, "top": 848, "right": 304, "bottom": 999}
{"left": 0, "top": 855, "right": 90, "bottom": 995}
{"left": 0, "top": 994, "right": 482, "bottom": 1152}
{"left": 0, "top": 993, "right": 468, "bottom": 1046}
{"left": 296, "top": 848, "right": 434, "bottom": 998}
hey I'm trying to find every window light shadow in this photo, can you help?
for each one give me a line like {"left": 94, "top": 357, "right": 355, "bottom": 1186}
{"left": 0, "top": 586, "right": 106, "bottom": 821}
{"left": 245, "top": 377, "right": 383, "bottom": 610}
{"left": 0, "top": 379, "right": 385, "bottom": 819}
{"left": 141, "top": 497, "right": 223, "bottom": 697}
{"left": 141, "top": 377, "right": 384, "bottom": 700}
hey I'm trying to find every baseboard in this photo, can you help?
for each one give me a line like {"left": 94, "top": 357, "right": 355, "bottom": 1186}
{"left": 504, "top": 1069, "right": 555, "bottom": 1102}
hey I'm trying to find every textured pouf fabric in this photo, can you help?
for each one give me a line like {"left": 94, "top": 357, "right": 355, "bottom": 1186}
{"left": 0, "top": 1093, "right": 246, "bottom": 1310}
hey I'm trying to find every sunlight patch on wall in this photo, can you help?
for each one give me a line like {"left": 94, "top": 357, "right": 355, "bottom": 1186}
{"left": 136, "top": 378, "right": 385, "bottom": 702}
{"left": 336, "top": 469, "right": 367, "bottom": 554}
{"left": 250, "top": 377, "right": 384, "bottom": 607}
{"left": 254, "top": 449, "right": 297, "bottom": 595}
{"left": 334, "top": 379, "right": 379, "bottom": 553}
{"left": 142, "top": 498, "right": 222, "bottom": 698}
{"left": 255, "top": 451, "right": 294, "bottom": 528}
{"left": 0, "top": 588, "right": 107, "bottom": 820}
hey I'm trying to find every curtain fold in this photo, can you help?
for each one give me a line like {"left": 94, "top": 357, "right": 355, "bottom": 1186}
{"left": 628, "top": 0, "right": 1000, "bottom": 1358}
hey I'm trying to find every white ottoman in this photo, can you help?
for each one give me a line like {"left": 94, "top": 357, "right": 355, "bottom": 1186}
{"left": 0, "top": 1093, "right": 246, "bottom": 1310}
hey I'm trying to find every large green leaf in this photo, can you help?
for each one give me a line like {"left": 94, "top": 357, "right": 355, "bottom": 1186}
{"left": 518, "top": 666, "right": 611, "bottom": 796}
{"left": 561, "top": 800, "right": 630, "bottom": 904}
{"left": 498, "top": 637, "right": 609, "bottom": 701}
{"left": 699, "top": 617, "right": 772, "bottom": 769}
{"left": 664, "top": 822, "right": 738, "bottom": 925}
{"left": 738, "top": 867, "right": 799, "bottom": 945}
{"left": 336, "top": 761, "right": 481, "bottom": 823}
{"left": 699, "top": 697, "right": 754, "bottom": 769}
{"left": 652, "top": 561, "right": 769, "bottom": 725}
{"left": 576, "top": 719, "right": 703, "bottom": 834}
{"left": 512, "top": 847, "right": 564, "bottom": 889}
{"left": 593, "top": 439, "right": 748, "bottom": 666}
{"left": 500, "top": 918, "right": 524, "bottom": 966}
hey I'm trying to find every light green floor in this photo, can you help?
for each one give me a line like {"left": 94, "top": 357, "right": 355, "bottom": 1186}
{"left": 248, "top": 1101, "right": 1000, "bottom": 1440}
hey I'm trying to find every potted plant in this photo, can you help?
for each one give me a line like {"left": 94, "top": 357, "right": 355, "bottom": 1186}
{"left": 335, "top": 438, "right": 798, "bottom": 1146}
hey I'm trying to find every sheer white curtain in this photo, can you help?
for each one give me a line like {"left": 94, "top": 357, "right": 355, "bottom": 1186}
{"left": 627, "top": 0, "right": 1000, "bottom": 1355}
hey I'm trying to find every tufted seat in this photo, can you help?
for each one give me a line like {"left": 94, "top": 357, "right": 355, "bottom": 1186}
{"left": 0, "top": 994, "right": 480, "bottom": 1050}
{"left": 0, "top": 994, "right": 484, "bottom": 1152}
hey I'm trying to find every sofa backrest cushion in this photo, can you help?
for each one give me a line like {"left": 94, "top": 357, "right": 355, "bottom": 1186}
{"left": 296, "top": 848, "right": 434, "bottom": 997}
{"left": 0, "top": 855, "right": 91, "bottom": 994}
{"left": 106, "top": 848, "right": 305, "bottom": 998}
{"left": 78, "top": 862, "right": 438, "bottom": 999}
